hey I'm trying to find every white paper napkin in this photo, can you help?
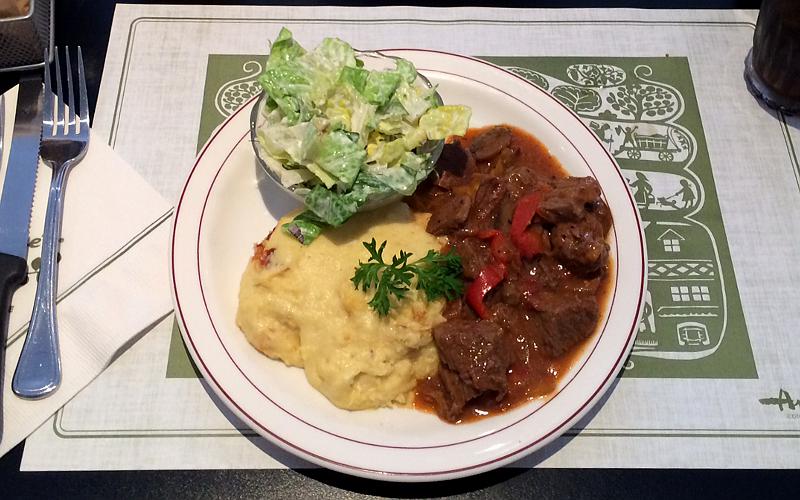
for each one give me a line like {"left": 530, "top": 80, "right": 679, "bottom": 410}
{"left": 0, "top": 85, "right": 173, "bottom": 456}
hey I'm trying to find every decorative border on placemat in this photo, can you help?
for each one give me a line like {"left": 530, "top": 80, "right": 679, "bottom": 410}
{"left": 46, "top": 14, "right": 800, "bottom": 441}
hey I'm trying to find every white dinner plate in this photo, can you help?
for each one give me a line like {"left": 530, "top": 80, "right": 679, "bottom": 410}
{"left": 170, "top": 49, "right": 646, "bottom": 481}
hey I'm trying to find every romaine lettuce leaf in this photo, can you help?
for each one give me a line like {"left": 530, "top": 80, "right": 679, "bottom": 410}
{"left": 376, "top": 94, "right": 408, "bottom": 119}
{"left": 266, "top": 28, "right": 306, "bottom": 70}
{"left": 312, "top": 37, "right": 357, "bottom": 74}
{"left": 362, "top": 71, "right": 402, "bottom": 106}
{"left": 406, "top": 153, "right": 436, "bottom": 183}
{"left": 257, "top": 121, "right": 317, "bottom": 164}
{"left": 374, "top": 117, "right": 408, "bottom": 136}
{"left": 350, "top": 171, "right": 391, "bottom": 199}
{"left": 260, "top": 154, "right": 315, "bottom": 188}
{"left": 366, "top": 138, "right": 406, "bottom": 166}
{"left": 419, "top": 105, "right": 472, "bottom": 140}
{"left": 339, "top": 66, "right": 369, "bottom": 93}
{"left": 366, "top": 163, "right": 418, "bottom": 196}
{"left": 324, "top": 83, "right": 376, "bottom": 142}
{"left": 304, "top": 185, "right": 363, "bottom": 226}
{"left": 304, "top": 162, "right": 339, "bottom": 189}
{"left": 295, "top": 38, "right": 357, "bottom": 107}
{"left": 258, "top": 68, "right": 314, "bottom": 124}
{"left": 394, "top": 59, "right": 417, "bottom": 84}
{"left": 400, "top": 151, "right": 429, "bottom": 174}
{"left": 261, "top": 31, "right": 358, "bottom": 122}
{"left": 395, "top": 81, "right": 436, "bottom": 121}
{"left": 282, "top": 210, "right": 327, "bottom": 245}
{"left": 402, "top": 127, "right": 428, "bottom": 150}
{"left": 310, "top": 130, "right": 365, "bottom": 186}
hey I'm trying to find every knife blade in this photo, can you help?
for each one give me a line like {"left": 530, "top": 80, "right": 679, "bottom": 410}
{"left": 0, "top": 78, "right": 42, "bottom": 259}
{"left": 0, "top": 76, "right": 42, "bottom": 437}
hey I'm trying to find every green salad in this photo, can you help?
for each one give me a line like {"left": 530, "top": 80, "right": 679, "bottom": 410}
{"left": 253, "top": 28, "right": 471, "bottom": 244}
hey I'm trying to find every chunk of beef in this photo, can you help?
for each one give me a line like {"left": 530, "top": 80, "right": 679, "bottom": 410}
{"left": 426, "top": 192, "right": 472, "bottom": 235}
{"left": 436, "top": 141, "right": 471, "bottom": 177}
{"left": 538, "top": 176, "right": 603, "bottom": 224}
{"left": 432, "top": 319, "right": 512, "bottom": 421}
{"left": 536, "top": 296, "right": 599, "bottom": 357}
{"left": 435, "top": 171, "right": 463, "bottom": 190}
{"left": 452, "top": 237, "right": 492, "bottom": 279}
{"left": 503, "top": 164, "right": 543, "bottom": 199}
{"left": 495, "top": 271, "right": 538, "bottom": 307}
{"left": 525, "top": 255, "right": 604, "bottom": 303}
{"left": 404, "top": 175, "right": 442, "bottom": 212}
{"left": 442, "top": 298, "right": 472, "bottom": 320}
{"left": 588, "top": 198, "right": 613, "bottom": 234}
{"left": 550, "top": 217, "right": 609, "bottom": 276}
{"left": 497, "top": 197, "right": 516, "bottom": 233}
{"left": 490, "top": 145, "right": 519, "bottom": 173}
{"left": 487, "top": 303, "right": 549, "bottom": 369}
{"left": 525, "top": 255, "right": 570, "bottom": 291}
{"left": 488, "top": 303, "right": 536, "bottom": 338}
{"left": 434, "top": 320, "right": 511, "bottom": 395}
{"left": 470, "top": 126, "right": 512, "bottom": 160}
{"left": 466, "top": 178, "right": 506, "bottom": 230}
{"left": 435, "top": 366, "right": 479, "bottom": 422}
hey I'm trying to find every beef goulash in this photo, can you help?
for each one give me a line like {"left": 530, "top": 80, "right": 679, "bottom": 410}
{"left": 407, "top": 125, "right": 612, "bottom": 423}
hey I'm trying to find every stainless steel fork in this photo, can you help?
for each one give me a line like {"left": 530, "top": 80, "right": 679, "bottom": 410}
{"left": 12, "top": 47, "right": 90, "bottom": 399}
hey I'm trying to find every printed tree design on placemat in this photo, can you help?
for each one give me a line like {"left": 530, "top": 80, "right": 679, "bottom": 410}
{"left": 606, "top": 82, "right": 679, "bottom": 120}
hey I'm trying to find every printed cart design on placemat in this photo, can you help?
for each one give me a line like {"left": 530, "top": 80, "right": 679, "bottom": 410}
{"left": 169, "top": 54, "right": 756, "bottom": 380}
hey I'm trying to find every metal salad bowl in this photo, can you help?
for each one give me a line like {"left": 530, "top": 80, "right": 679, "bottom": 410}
{"left": 249, "top": 50, "right": 445, "bottom": 212}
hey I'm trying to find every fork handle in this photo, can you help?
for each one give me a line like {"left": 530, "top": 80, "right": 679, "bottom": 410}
{"left": 12, "top": 162, "right": 69, "bottom": 399}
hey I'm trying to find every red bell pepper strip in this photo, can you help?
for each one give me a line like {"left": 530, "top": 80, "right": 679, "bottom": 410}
{"left": 465, "top": 263, "right": 507, "bottom": 319}
{"left": 510, "top": 192, "right": 542, "bottom": 258}
{"left": 476, "top": 229, "right": 511, "bottom": 264}
{"left": 253, "top": 242, "right": 275, "bottom": 267}
{"left": 476, "top": 229, "right": 501, "bottom": 239}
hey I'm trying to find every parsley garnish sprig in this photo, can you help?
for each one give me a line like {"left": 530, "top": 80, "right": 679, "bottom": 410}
{"left": 351, "top": 239, "right": 464, "bottom": 316}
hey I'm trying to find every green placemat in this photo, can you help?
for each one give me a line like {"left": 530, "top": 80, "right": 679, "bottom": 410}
{"left": 167, "top": 54, "right": 756, "bottom": 380}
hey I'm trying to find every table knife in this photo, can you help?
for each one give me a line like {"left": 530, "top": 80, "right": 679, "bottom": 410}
{"left": 0, "top": 77, "right": 43, "bottom": 435}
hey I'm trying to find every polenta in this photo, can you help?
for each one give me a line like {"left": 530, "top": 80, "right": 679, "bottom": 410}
{"left": 236, "top": 203, "right": 445, "bottom": 410}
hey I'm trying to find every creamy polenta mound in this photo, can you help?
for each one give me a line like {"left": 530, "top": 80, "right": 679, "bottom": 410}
{"left": 236, "top": 203, "right": 445, "bottom": 410}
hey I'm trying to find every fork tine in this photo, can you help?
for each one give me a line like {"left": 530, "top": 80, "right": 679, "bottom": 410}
{"left": 54, "top": 46, "right": 63, "bottom": 134}
{"left": 65, "top": 47, "right": 76, "bottom": 133}
{"left": 42, "top": 49, "right": 53, "bottom": 133}
{"left": 77, "top": 47, "right": 88, "bottom": 126}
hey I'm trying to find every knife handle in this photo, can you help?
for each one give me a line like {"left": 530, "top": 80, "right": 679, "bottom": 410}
{"left": 0, "top": 253, "right": 28, "bottom": 427}
{"left": 0, "top": 252, "right": 27, "bottom": 340}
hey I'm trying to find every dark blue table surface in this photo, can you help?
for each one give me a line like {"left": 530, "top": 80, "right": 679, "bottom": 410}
{"left": 4, "top": 1, "right": 799, "bottom": 498}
